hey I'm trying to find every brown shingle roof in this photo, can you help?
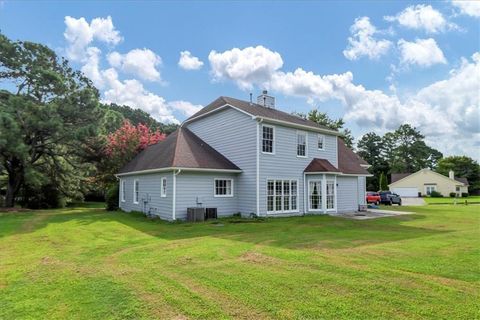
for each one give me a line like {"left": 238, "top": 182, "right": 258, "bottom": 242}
{"left": 118, "top": 127, "right": 241, "bottom": 174}
{"left": 455, "top": 177, "right": 469, "bottom": 185}
{"left": 337, "top": 139, "right": 370, "bottom": 175}
{"left": 304, "top": 159, "right": 341, "bottom": 173}
{"left": 187, "top": 96, "right": 338, "bottom": 133}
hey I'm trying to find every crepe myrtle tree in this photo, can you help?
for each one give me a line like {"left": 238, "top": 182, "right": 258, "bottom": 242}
{"left": 0, "top": 33, "right": 101, "bottom": 207}
{"left": 99, "top": 120, "right": 166, "bottom": 185}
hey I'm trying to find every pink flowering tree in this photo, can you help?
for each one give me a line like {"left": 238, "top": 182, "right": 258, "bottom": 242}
{"left": 102, "top": 120, "right": 166, "bottom": 182}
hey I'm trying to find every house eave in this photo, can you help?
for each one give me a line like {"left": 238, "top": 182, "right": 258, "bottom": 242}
{"left": 116, "top": 167, "right": 242, "bottom": 177}
{"left": 305, "top": 171, "right": 373, "bottom": 177}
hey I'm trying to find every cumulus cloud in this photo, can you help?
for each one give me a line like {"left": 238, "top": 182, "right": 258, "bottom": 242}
{"left": 64, "top": 16, "right": 122, "bottom": 61}
{"left": 208, "top": 45, "right": 283, "bottom": 90}
{"left": 168, "top": 100, "right": 203, "bottom": 116}
{"left": 343, "top": 17, "right": 392, "bottom": 60}
{"left": 102, "top": 68, "right": 179, "bottom": 124}
{"left": 178, "top": 51, "right": 204, "bottom": 70}
{"left": 107, "top": 49, "right": 162, "bottom": 82}
{"left": 384, "top": 4, "right": 456, "bottom": 33}
{"left": 397, "top": 38, "right": 447, "bottom": 67}
{"left": 451, "top": 0, "right": 480, "bottom": 18}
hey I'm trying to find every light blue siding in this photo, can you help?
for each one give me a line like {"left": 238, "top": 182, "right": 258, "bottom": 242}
{"left": 259, "top": 123, "right": 338, "bottom": 216}
{"left": 337, "top": 176, "right": 360, "bottom": 213}
{"left": 187, "top": 107, "right": 257, "bottom": 214}
{"left": 175, "top": 172, "right": 239, "bottom": 220}
{"left": 119, "top": 173, "right": 173, "bottom": 220}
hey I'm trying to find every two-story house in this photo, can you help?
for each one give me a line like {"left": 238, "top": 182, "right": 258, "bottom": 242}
{"left": 117, "top": 92, "right": 370, "bottom": 220}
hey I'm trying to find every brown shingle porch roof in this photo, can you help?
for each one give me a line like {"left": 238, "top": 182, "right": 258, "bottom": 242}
{"left": 118, "top": 127, "right": 241, "bottom": 174}
{"left": 304, "top": 159, "right": 341, "bottom": 173}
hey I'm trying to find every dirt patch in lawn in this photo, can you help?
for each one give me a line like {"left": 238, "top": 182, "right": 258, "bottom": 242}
{"left": 239, "top": 251, "right": 281, "bottom": 265}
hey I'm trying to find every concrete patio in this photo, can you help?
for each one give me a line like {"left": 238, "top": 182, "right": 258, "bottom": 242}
{"left": 338, "top": 209, "right": 414, "bottom": 220}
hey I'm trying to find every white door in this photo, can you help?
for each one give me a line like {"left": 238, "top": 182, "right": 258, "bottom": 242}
{"left": 391, "top": 187, "right": 418, "bottom": 197}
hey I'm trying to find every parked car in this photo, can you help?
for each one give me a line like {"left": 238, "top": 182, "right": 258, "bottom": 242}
{"left": 366, "top": 192, "right": 381, "bottom": 205}
{"left": 379, "top": 191, "right": 402, "bottom": 205}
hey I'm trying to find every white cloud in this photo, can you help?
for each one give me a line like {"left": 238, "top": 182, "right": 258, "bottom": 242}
{"left": 107, "top": 49, "right": 162, "bottom": 82}
{"left": 343, "top": 16, "right": 392, "bottom": 60}
{"left": 384, "top": 4, "right": 455, "bottom": 33}
{"left": 80, "top": 46, "right": 105, "bottom": 88}
{"left": 178, "top": 51, "right": 204, "bottom": 70}
{"left": 102, "top": 68, "right": 179, "bottom": 124}
{"left": 64, "top": 16, "right": 122, "bottom": 61}
{"left": 208, "top": 45, "right": 283, "bottom": 90}
{"left": 397, "top": 38, "right": 447, "bottom": 67}
{"left": 452, "top": 1, "right": 480, "bottom": 18}
{"left": 168, "top": 100, "right": 203, "bottom": 116}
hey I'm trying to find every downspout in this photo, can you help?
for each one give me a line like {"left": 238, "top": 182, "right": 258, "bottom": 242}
{"left": 256, "top": 118, "right": 263, "bottom": 216}
{"left": 172, "top": 169, "right": 181, "bottom": 220}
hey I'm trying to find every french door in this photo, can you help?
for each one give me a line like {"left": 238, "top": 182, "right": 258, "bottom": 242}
{"left": 267, "top": 180, "right": 298, "bottom": 213}
{"left": 308, "top": 178, "right": 336, "bottom": 212}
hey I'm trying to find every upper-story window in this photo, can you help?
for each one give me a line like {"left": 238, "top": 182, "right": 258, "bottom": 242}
{"left": 317, "top": 134, "right": 325, "bottom": 150}
{"left": 262, "top": 125, "right": 274, "bottom": 154}
{"left": 297, "top": 131, "right": 307, "bottom": 157}
{"left": 161, "top": 177, "right": 167, "bottom": 197}
{"left": 133, "top": 180, "right": 139, "bottom": 204}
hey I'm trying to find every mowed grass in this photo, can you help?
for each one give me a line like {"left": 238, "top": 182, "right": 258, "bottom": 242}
{"left": 0, "top": 205, "right": 478, "bottom": 319}
{"left": 423, "top": 196, "right": 480, "bottom": 205}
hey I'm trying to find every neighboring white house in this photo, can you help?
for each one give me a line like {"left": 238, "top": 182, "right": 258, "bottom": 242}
{"left": 116, "top": 92, "right": 371, "bottom": 220}
{"left": 389, "top": 168, "right": 469, "bottom": 197}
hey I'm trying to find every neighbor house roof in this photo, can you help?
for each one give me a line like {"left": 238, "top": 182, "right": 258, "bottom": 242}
{"left": 391, "top": 171, "right": 469, "bottom": 185}
{"left": 118, "top": 127, "right": 241, "bottom": 175}
{"left": 185, "top": 96, "right": 341, "bottom": 135}
{"left": 304, "top": 139, "right": 370, "bottom": 175}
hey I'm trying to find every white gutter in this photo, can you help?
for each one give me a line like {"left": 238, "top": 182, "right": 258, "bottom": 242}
{"left": 172, "top": 169, "right": 181, "bottom": 220}
{"left": 255, "top": 117, "right": 342, "bottom": 136}
{"left": 304, "top": 172, "right": 373, "bottom": 177}
{"left": 116, "top": 167, "right": 242, "bottom": 177}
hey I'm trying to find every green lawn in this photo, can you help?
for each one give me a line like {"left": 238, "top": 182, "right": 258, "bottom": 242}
{"left": 423, "top": 196, "right": 480, "bottom": 204}
{"left": 0, "top": 205, "right": 478, "bottom": 319}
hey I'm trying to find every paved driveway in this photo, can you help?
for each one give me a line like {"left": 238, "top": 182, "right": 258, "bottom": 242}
{"left": 401, "top": 197, "right": 426, "bottom": 206}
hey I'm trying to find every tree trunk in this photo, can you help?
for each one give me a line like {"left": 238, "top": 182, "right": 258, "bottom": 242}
{"left": 4, "top": 166, "right": 23, "bottom": 208}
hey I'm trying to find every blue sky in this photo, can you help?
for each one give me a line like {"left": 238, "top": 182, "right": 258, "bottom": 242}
{"left": 0, "top": 1, "right": 479, "bottom": 159}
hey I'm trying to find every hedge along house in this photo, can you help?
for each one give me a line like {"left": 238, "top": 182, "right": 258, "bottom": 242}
{"left": 117, "top": 93, "right": 371, "bottom": 221}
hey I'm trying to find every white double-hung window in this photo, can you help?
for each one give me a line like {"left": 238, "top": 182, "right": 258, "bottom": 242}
{"left": 161, "top": 177, "right": 167, "bottom": 197}
{"left": 262, "top": 125, "right": 274, "bottom": 154}
{"left": 297, "top": 131, "right": 307, "bottom": 157}
{"left": 133, "top": 179, "right": 139, "bottom": 204}
{"left": 214, "top": 179, "right": 233, "bottom": 197}
{"left": 267, "top": 180, "right": 298, "bottom": 213}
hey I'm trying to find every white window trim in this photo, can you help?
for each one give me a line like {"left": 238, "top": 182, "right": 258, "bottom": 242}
{"left": 261, "top": 124, "right": 275, "bottom": 155}
{"left": 424, "top": 184, "right": 437, "bottom": 195}
{"left": 296, "top": 130, "right": 308, "bottom": 158}
{"left": 214, "top": 178, "right": 234, "bottom": 197}
{"left": 133, "top": 179, "right": 139, "bottom": 204}
{"left": 325, "top": 178, "right": 336, "bottom": 212}
{"left": 266, "top": 178, "right": 299, "bottom": 214}
{"left": 161, "top": 177, "right": 167, "bottom": 197}
{"left": 308, "top": 179, "right": 323, "bottom": 212}
{"left": 317, "top": 134, "right": 325, "bottom": 150}
{"left": 121, "top": 180, "right": 126, "bottom": 202}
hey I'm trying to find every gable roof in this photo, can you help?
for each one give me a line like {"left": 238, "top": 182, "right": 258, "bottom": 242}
{"left": 390, "top": 169, "right": 468, "bottom": 186}
{"left": 337, "top": 139, "right": 371, "bottom": 175}
{"left": 118, "top": 127, "right": 241, "bottom": 175}
{"left": 185, "top": 96, "right": 341, "bottom": 135}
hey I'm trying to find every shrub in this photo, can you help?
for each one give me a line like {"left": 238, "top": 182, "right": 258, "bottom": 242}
{"left": 20, "top": 184, "right": 66, "bottom": 209}
{"left": 461, "top": 192, "right": 469, "bottom": 198}
{"left": 449, "top": 192, "right": 457, "bottom": 198}
{"left": 106, "top": 184, "right": 119, "bottom": 211}
{"left": 429, "top": 190, "right": 443, "bottom": 198}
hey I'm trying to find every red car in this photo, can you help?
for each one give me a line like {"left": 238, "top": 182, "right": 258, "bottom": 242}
{"left": 366, "top": 192, "right": 381, "bottom": 205}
